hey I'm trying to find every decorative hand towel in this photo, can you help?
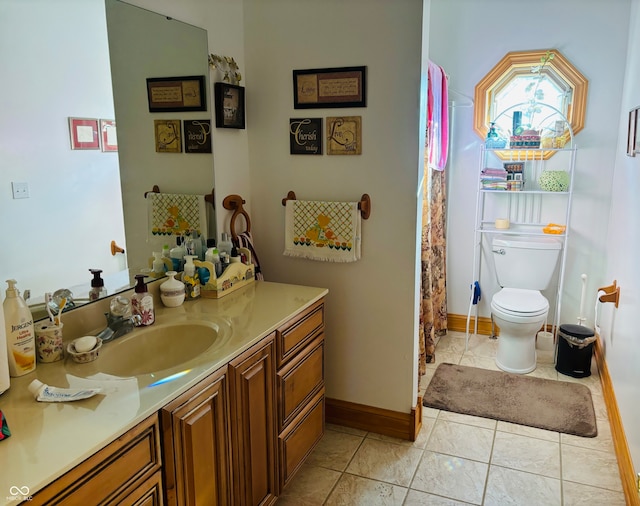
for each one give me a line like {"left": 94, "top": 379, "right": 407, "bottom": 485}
{"left": 147, "top": 193, "right": 208, "bottom": 237}
{"left": 284, "top": 200, "right": 361, "bottom": 262}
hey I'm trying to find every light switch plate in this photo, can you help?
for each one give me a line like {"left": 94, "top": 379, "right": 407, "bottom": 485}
{"left": 11, "top": 182, "right": 29, "bottom": 199}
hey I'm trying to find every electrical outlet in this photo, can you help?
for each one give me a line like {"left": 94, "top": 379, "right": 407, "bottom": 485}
{"left": 11, "top": 182, "right": 29, "bottom": 199}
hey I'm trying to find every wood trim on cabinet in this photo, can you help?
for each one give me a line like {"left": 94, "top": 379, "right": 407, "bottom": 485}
{"left": 277, "top": 334, "right": 324, "bottom": 432}
{"left": 595, "top": 337, "right": 640, "bottom": 506}
{"left": 30, "top": 414, "right": 162, "bottom": 506}
{"left": 161, "top": 366, "right": 231, "bottom": 506}
{"left": 326, "top": 397, "right": 421, "bottom": 442}
{"left": 229, "top": 335, "right": 278, "bottom": 506}
{"left": 278, "top": 389, "right": 325, "bottom": 489}
{"left": 119, "top": 471, "right": 164, "bottom": 506}
{"left": 276, "top": 299, "right": 324, "bottom": 367}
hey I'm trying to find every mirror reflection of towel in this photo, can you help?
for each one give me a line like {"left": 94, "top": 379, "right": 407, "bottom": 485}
{"left": 147, "top": 193, "right": 207, "bottom": 237}
{"left": 283, "top": 200, "right": 361, "bottom": 262}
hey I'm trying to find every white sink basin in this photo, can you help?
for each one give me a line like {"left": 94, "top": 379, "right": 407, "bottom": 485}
{"left": 92, "top": 320, "right": 228, "bottom": 376}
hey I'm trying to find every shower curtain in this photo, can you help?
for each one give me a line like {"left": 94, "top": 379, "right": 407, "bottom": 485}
{"left": 419, "top": 61, "right": 449, "bottom": 376}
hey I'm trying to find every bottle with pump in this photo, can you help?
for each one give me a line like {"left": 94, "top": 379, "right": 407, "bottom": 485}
{"left": 170, "top": 237, "right": 187, "bottom": 272}
{"left": 89, "top": 269, "right": 107, "bottom": 301}
{"left": 3, "top": 279, "right": 35, "bottom": 377}
{"left": 131, "top": 275, "right": 155, "bottom": 326}
{"left": 182, "top": 255, "right": 201, "bottom": 300}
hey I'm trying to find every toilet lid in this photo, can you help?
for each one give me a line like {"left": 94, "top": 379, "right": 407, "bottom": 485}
{"left": 492, "top": 288, "right": 548, "bottom": 316}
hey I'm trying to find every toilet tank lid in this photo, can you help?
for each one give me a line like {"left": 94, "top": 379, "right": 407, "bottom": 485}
{"left": 493, "top": 236, "right": 562, "bottom": 250}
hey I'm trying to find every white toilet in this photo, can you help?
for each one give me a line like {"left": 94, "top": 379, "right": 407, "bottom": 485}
{"left": 491, "top": 236, "right": 562, "bottom": 374}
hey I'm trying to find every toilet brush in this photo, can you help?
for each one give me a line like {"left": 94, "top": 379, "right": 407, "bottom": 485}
{"left": 577, "top": 273, "right": 587, "bottom": 326}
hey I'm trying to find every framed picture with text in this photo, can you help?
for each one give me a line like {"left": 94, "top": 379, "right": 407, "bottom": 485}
{"left": 184, "top": 120, "right": 212, "bottom": 153}
{"left": 146, "top": 76, "right": 206, "bottom": 112}
{"left": 289, "top": 118, "right": 322, "bottom": 155}
{"left": 293, "top": 66, "right": 366, "bottom": 109}
{"left": 326, "top": 116, "right": 362, "bottom": 155}
{"left": 214, "top": 82, "right": 245, "bottom": 129}
{"left": 154, "top": 119, "right": 182, "bottom": 153}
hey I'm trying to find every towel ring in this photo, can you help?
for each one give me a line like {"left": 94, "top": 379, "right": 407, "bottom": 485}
{"left": 223, "top": 194, "right": 252, "bottom": 240}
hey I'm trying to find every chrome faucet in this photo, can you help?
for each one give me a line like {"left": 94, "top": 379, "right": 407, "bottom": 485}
{"left": 96, "top": 312, "right": 142, "bottom": 342}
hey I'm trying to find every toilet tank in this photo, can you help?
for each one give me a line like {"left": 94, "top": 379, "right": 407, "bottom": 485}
{"left": 492, "top": 236, "right": 562, "bottom": 289}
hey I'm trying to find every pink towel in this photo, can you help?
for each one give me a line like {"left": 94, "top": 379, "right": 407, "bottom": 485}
{"left": 428, "top": 61, "right": 449, "bottom": 171}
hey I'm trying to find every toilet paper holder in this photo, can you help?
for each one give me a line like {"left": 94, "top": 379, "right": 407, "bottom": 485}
{"left": 598, "top": 280, "right": 620, "bottom": 308}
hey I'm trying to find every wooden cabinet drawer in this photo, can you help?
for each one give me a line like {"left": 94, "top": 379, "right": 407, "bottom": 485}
{"left": 278, "top": 390, "right": 325, "bottom": 489}
{"left": 276, "top": 299, "right": 324, "bottom": 367}
{"left": 31, "top": 414, "right": 162, "bottom": 506}
{"left": 277, "top": 335, "right": 324, "bottom": 431}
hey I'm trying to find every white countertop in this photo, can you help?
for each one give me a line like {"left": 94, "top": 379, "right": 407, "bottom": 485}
{"left": 0, "top": 281, "right": 327, "bottom": 504}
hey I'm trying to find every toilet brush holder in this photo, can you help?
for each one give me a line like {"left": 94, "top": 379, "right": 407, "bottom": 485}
{"left": 536, "top": 331, "right": 554, "bottom": 351}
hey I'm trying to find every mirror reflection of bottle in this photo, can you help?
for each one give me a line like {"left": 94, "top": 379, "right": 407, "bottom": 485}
{"left": 89, "top": 269, "right": 107, "bottom": 301}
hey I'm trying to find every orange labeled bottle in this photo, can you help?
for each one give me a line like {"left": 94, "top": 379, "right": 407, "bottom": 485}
{"left": 3, "top": 280, "right": 36, "bottom": 377}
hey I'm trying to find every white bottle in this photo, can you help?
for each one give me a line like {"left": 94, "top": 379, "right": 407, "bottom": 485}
{"left": 3, "top": 279, "right": 36, "bottom": 377}
{"left": 152, "top": 251, "right": 165, "bottom": 274}
{"left": 218, "top": 233, "right": 233, "bottom": 257}
{"left": 170, "top": 237, "right": 187, "bottom": 272}
{"left": 0, "top": 304, "right": 10, "bottom": 394}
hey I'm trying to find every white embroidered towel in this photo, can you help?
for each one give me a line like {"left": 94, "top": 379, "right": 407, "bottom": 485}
{"left": 284, "top": 200, "right": 361, "bottom": 262}
{"left": 147, "top": 193, "right": 208, "bottom": 237}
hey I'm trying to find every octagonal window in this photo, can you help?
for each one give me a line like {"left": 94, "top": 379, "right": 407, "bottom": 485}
{"left": 474, "top": 49, "right": 588, "bottom": 159}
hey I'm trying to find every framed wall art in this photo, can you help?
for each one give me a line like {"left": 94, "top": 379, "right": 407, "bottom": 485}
{"left": 146, "top": 76, "right": 206, "bottom": 112}
{"left": 214, "top": 82, "right": 245, "bottom": 129}
{"left": 184, "top": 119, "right": 212, "bottom": 153}
{"left": 154, "top": 119, "right": 182, "bottom": 153}
{"left": 100, "top": 119, "right": 118, "bottom": 152}
{"left": 326, "top": 116, "right": 362, "bottom": 155}
{"left": 69, "top": 117, "right": 100, "bottom": 150}
{"left": 293, "top": 66, "right": 366, "bottom": 109}
{"left": 289, "top": 118, "right": 322, "bottom": 155}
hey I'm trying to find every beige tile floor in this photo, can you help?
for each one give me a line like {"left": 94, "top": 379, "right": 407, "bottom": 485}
{"left": 276, "top": 331, "right": 626, "bottom": 505}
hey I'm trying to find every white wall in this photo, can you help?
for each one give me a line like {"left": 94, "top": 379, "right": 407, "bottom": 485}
{"left": 429, "top": 0, "right": 629, "bottom": 329}
{"left": 243, "top": 0, "right": 425, "bottom": 413}
{"left": 602, "top": 0, "right": 640, "bottom": 473}
{"left": 0, "top": 0, "right": 126, "bottom": 300}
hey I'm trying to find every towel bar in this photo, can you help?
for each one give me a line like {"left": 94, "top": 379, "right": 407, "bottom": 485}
{"left": 144, "top": 185, "right": 215, "bottom": 207}
{"left": 281, "top": 190, "right": 371, "bottom": 219}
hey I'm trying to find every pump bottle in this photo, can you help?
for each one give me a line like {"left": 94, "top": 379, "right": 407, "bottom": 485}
{"left": 89, "top": 269, "right": 107, "bottom": 301}
{"left": 131, "top": 275, "right": 155, "bottom": 326}
{"left": 3, "top": 279, "right": 35, "bottom": 377}
{"left": 170, "top": 237, "right": 187, "bottom": 272}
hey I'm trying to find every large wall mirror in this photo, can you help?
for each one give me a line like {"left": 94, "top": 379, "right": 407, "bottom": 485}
{"left": 474, "top": 49, "right": 588, "bottom": 160}
{"left": 1, "top": 0, "right": 215, "bottom": 319}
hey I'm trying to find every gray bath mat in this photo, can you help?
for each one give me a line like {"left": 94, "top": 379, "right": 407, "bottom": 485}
{"left": 423, "top": 363, "right": 597, "bottom": 437}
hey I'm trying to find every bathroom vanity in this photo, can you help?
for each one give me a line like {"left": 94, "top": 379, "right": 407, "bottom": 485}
{"left": 0, "top": 281, "right": 327, "bottom": 506}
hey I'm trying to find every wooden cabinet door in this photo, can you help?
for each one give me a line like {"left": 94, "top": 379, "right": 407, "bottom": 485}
{"left": 229, "top": 335, "right": 278, "bottom": 506}
{"left": 161, "top": 366, "right": 231, "bottom": 506}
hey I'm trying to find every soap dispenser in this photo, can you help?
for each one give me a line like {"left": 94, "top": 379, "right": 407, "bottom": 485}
{"left": 3, "top": 279, "right": 35, "bottom": 377}
{"left": 131, "top": 275, "right": 155, "bottom": 326}
{"left": 182, "top": 255, "right": 201, "bottom": 300}
{"left": 88, "top": 269, "right": 107, "bottom": 301}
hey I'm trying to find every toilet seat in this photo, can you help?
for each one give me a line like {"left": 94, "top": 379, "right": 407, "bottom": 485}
{"left": 492, "top": 288, "right": 548, "bottom": 317}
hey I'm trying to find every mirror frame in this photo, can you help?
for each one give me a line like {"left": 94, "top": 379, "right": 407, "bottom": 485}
{"left": 474, "top": 49, "right": 588, "bottom": 159}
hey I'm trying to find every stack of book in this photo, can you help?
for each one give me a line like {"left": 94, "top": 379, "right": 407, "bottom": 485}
{"left": 480, "top": 167, "right": 508, "bottom": 190}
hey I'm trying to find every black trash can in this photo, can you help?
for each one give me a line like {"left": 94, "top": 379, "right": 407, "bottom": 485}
{"left": 556, "top": 324, "right": 596, "bottom": 378}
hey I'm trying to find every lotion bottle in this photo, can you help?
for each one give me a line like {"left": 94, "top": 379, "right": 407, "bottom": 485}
{"left": 3, "top": 279, "right": 35, "bottom": 377}
{"left": 0, "top": 304, "right": 10, "bottom": 394}
{"left": 131, "top": 275, "right": 155, "bottom": 326}
{"left": 218, "top": 233, "right": 233, "bottom": 257}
